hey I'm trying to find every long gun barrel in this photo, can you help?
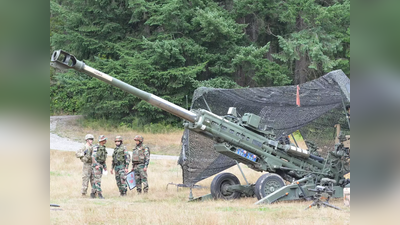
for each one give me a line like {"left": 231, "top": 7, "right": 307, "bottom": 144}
{"left": 50, "top": 50, "right": 197, "bottom": 123}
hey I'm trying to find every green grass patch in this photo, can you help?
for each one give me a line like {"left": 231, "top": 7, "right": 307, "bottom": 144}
{"left": 255, "top": 207, "right": 275, "bottom": 212}
{"left": 217, "top": 206, "right": 236, "bottom": 212}
{"left": 169, "top": 167, "right": 179, "bottom": 172}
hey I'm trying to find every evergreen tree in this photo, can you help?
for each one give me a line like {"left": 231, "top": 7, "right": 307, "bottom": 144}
{"left": 50, "top": 0, "right": 350, "bottom": 126}
{"left": 271, "top": 0, "right": 350, "bottom": 84}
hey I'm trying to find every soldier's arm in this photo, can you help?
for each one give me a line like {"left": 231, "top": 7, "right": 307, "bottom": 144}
{"left": 144, "top": 147, "right": 150, "bottom": 168}
{"left": 76, "top": 146, "right": 85, "bottom": 158}
{"left": 111, "top": 151, "right": 116, "bottom": 170}
{"left": 103, "top": 160, "right": 107, "bottom": 170}
{"left": 103, "top": 149, "right": 108, "bottom": 170}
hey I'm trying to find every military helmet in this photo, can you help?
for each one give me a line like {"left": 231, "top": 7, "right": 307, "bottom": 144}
{"left": 134, "top": 135, "right": 143, "bottom": 142}
{"left": 115, "top": 136, "right": 123, "bottom": 142}
{"left": 98, "top": 135, "right": 107, "bottom": 142}
{"left": 85, "top": 134, "right": 94, "bottom": 140}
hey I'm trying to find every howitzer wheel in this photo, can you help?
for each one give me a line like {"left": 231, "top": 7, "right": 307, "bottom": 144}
{"left": 210, "top": 173, "right": 241, "bottom": 200}
{"left": 254, "top": 173, "right": 285, "bottom": 200}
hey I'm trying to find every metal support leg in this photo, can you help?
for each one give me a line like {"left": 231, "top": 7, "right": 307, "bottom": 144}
{"left": 235, "top": 161, "right": 249, "bottom": 185}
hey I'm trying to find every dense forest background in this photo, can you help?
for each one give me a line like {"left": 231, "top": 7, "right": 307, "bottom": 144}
{"left": 50, "top": 0, "right": 350, "bottom": 127}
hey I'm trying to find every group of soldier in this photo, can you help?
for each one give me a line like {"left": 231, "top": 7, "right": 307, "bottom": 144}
{"left": 76, "top": 134, "right": 150, "bottom": 199}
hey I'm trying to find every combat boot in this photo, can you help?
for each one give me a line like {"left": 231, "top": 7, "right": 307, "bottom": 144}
{"left": 98, "top": 193, "right": 104, "bottom": 199}
{"left": 82, "top": 193, "right": 86, "bottom": 196}
{"left": 90, "top": 193, "right": 96, "bottom": 199}
{"left": 137, "top": 189, "right": 142, "bottom": 195}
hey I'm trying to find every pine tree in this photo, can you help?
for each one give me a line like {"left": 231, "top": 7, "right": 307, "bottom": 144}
{"left": 50, "top": 0, "right": 350, "bottom": 125}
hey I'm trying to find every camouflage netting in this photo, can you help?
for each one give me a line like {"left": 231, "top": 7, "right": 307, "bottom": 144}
{"left": 178, "top": 70, "right": 350, "bottom": 186}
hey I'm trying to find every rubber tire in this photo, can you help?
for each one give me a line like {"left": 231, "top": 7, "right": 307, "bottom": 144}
{"left": 210, "top": 173, "right": 241, "bottom": 200}
{"left": 254, "top": 173, "right": 285, "bottom": 200}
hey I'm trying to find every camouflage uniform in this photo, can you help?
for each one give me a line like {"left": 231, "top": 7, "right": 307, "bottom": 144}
{"left": 91, "top": 137, "right": 108, "bottom": 198}
{"left": 111, "top": 142, "right": 130, "bottom": 196}
{"left": 76, "top": 140, "right": 94, "bottom": 195}
{"left": 131, "top": 137, "right": 150, "bottom": 193}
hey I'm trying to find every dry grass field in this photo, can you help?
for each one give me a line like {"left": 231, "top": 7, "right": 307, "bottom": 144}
{"left": 50, "top": 149, "right": 350, "bottom": 225}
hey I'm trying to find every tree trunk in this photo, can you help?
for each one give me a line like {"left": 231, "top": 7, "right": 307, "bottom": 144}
{"left": 236, "top": 65, "right": 245, "bottom": 86}
{"left": 295, "top": 53, "right": 307, "bottom": 84}
{"left": 266, "top": 43, "right": 273, "bottom": 62}
{"left": 237, "top": 17, "right": 246, "bottom": 33}
{"left": 143, "top": 12, "right": 150, "bottom": 37}
{"left": 294, "top": 14, "right": 308, "bottom": 84}
{"left": 244, "top": 15, "right": 258, "bottom": 42}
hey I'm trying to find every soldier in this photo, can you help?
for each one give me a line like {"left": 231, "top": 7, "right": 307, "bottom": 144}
{"left": 131, "top": 135, "right": 150, "bottom": 194}
{"left": 76, "top": 134, "right": 95, "bottom": 196}
{"left": 110, "top": 136, "right": 130, "bottom": 196}
{"left": 90, "top": 135, "right": 108, "bottom": 199}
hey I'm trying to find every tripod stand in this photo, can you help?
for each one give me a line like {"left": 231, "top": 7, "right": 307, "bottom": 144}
{"left": 305, "top": 183, "right": 341, "bottom": 210}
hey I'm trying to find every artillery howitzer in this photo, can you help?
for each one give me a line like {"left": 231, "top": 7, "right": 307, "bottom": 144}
{"left": 50, "top": 50, "right": 350, "bottom": 204}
